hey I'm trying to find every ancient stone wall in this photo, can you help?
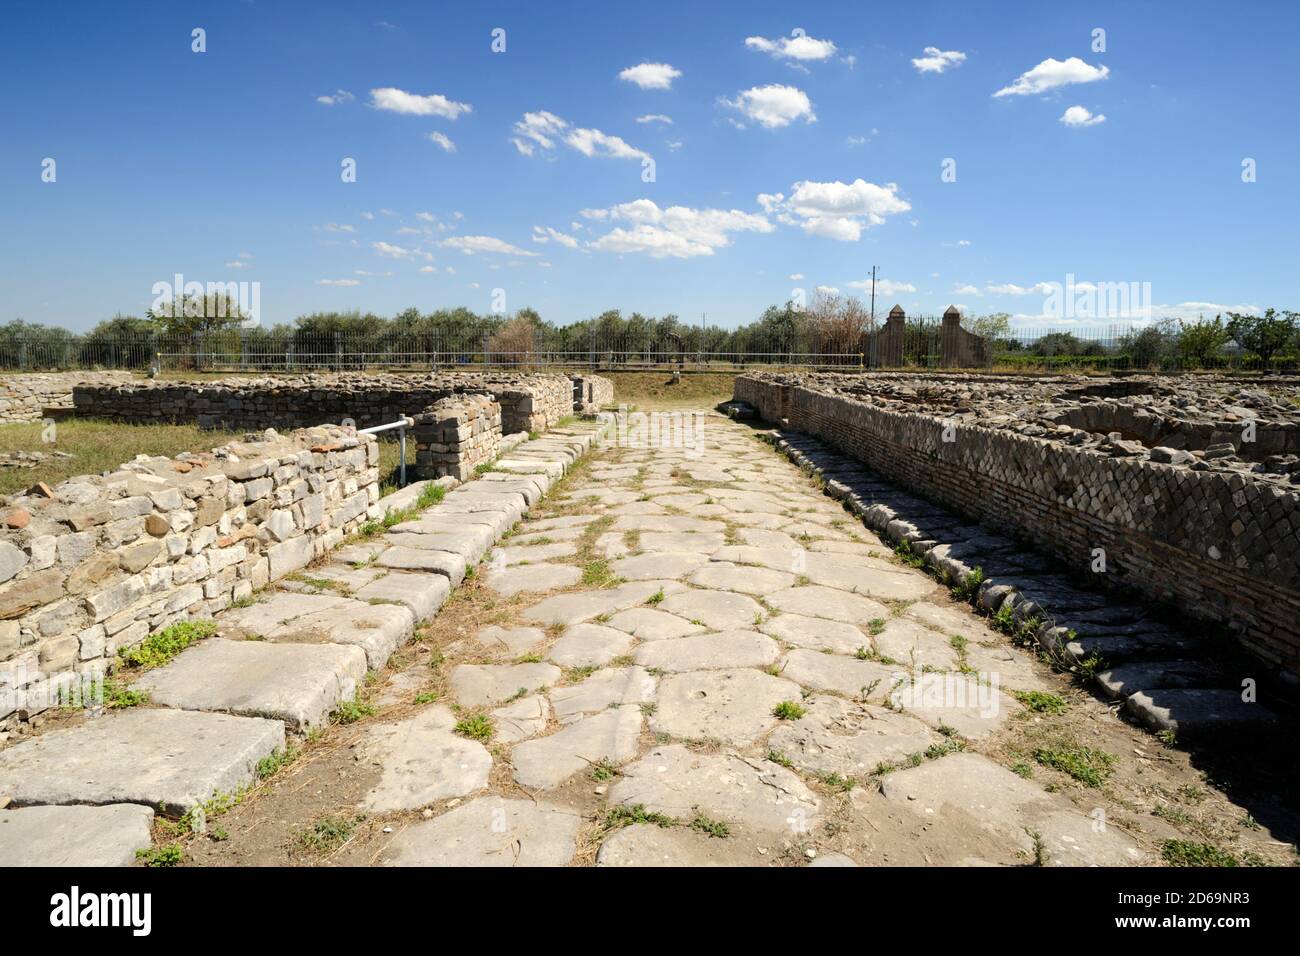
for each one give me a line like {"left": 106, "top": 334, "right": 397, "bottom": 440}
{"left": 0, "top": 425, "right": 381, "bottom": 727}
{"left": 736, "top": 373, "right": 1300, "bottom": 679}
{"left": 71, "top": 372, "right": 578, "bottom": 436}
{"left": 412, "top": 395, "right": 502, "bottom": 481}
{"left": 0, "top": 372, "right": 134, "bottom": 424}
{"left": 572, "top": 374, "right": 615, "bottom": 412}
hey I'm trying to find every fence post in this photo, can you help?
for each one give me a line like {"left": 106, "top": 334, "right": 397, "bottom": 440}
{"left": 334, "top": 331, "right": 342, "bottom": 370}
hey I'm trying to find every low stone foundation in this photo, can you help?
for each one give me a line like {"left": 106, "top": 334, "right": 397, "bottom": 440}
{"left": 0, "top": 372, "right": 134, "bottom": 424}
{"left": 736, "top": 372, "right": 1300, "bottom": 681}
{"left": 412, "top": 395, "right": 502, "bottom": 481}
{"left": 71, "top": 371, "right": 582, "bottom": 436}
{"left": 572, "top": 374, "right": 615, "bottom": 413}
{"left": 0, "top": 424, "right": 381, "bottom": 726}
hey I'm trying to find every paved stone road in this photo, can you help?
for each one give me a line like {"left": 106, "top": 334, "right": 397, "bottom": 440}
{"left": 382, "top": 412, "right": 1145, "bottom": 866}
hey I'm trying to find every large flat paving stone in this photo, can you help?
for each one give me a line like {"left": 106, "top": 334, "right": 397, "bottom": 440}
{"left": 491, "top": 694, "right": 551, "bottom": 744}
{"left": 760, "top": 614, "right": 870, "bottom": 656}
{"left": 637, "top": 531, "right": 728, "bottom": 553}
{"left": 652, "top": 668, "right": 802, "bottom": 745}
{"left": 605, "top": 607, "right": 705, "bottom": 640}
{"left": 1123, "top": 688, "right": 1278, "bottom": 737}
{"left": 689, "top": 561, "right": 796, "bottom": 595}
{"left": 135, "top": 638, "right": 368, "bottom": 731}
{"left": 484, "top": 562, "right": 582, "bottom": 597}
{"left": 489, "top": 541, "right": 578, "bottom": 566}
{"left": 609, "top": 745, "right": 820, "bottom": 835}
{"left": 352, "top": 569, "right": 450, "bottom": 621}
{"left": 521, "top": 580, "right": 685, "bottom": 626}
{"left": 0, "top": 804, "right": 155, "bottom": 866}
{"left": 780, "top": 648, "right": 903, "bottom": 703}
{"left": 375, "top": 545, "right": 466, "bottom": 585}
{"left": 512, "top": 707, "right": 642, "bottom": 789}
{"left": 474, "top": 625, "right": 547, "bottom": 658}
{"left": 359, "top": 707, "right": 492, "bottom": 811}
{"left": 890, "top": 673, "right": 1021, "bottom": 741}
{"left": 633, "top": 630, "right": 780, "bottom": 672}
{"left": 546, "top": 623, "right": 634, "bottom": 668}
{"left": 449, "top": 663, "right": 562, "bottom": 708}
{"left": 550, "top": 667, "right": 657, "bottom": 719}
{"left": 1093, "top": 661, "right": 1225, "bottom": 700}
{"left": 659, "top": 589, "right": 766, "bottom": 630}
{"left": 766, "top": 586, "right": 890, "bottom": 625}
{"left": 221, "top": 593, "right": 414, "bottom": 669}
{"left": 381, "top": 524, "right": 496, "bottom": 564}
{"left": 379, "top": 796, "right": 580, "bottom": 867}
{"left": 766, "top": 695, "right": 936, "bottom": 776}
{"left": 610, "top": 552, "right": 709, "bottom": 581}
{"left": 219, "top": 592, "right": 350, "bottom": 635}
{"left": 0, "top": 709, "right": 285, "bottom": 814}
{"left": 873, "top": 619, "right": 962, "bottom": 671}
{"left": 880, "top": 752, "right": 1145, "bottom": 866}
{"left": 597, "top": 823, "right": 762, "bottom": 867}
{"left": 612, "top": 515, "right": 725, "bottom": 534}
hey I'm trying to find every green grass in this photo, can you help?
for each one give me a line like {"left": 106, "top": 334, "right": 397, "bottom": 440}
{"left": 772, "top": 700, "right": 807, "bottom": 720}
{"left": 645, "top": 588, "right": 665, "bottom": 606}
{"left": 604, "top": 804, "right": 677, "bottom": 829}
{"left": 454, "top": 712, "right": 494, "bottom": 741}
{"left": 1033, "top": 745, "right": 1117, "bottom": 787}
{"left": 690, "top": 814, "right": 731, "bottom": 838}
{"left": 867, "top": 617, "right": 887, "bottom": 636}
{"left": 296, "top": 814, "right": 364, "bottom": 852}
{"left": 99, "top": 679, "right": 148, "bottom": 709}
{"left": 119, "top": 619, "right": 217, "bottom": 669}
{"left": 581, "top": 559, "right": 619, "bottom": 587}
{"left": 1013, "top": 690, "right": 1069, "bottom": 715}
{"left": 331, "top": 699, "right": 375, "bottom": 725}
{"left": 1161, "top": 839, "right": 1238, "bottom": 867}
{"left": 256, "top": 745, "right": 300, "bottom": 780}
{"left": 136, "top": 843, "right": 184, "bottom": 867}
{"left": 949, "top": 567, "right": 985, "bottom": 601}
{"left": 0, "top": 417, "right": 244, "bottom": 497}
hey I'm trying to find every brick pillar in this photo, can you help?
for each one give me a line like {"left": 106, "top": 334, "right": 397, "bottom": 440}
{"left": 876, "top": 305, "right": 906, "bottom": 367}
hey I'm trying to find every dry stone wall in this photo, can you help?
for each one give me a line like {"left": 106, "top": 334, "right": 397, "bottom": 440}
{"left": 72, "top": 371, "right": 581, "bottom": 436}
{"left": 412, "top": 395, "right": 502, "bottom": 481}
{"left": 0, "top": 425, "right": 381, "bottom": 728}
{"left": 0, "top": 372, "right": 134, "bottom": 424}
{"left": 736, "top": 372, "right": 1300, "bottom": 681}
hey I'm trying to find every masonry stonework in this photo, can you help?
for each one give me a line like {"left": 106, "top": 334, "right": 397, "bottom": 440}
{"left": 0, "top": 372, "right": 134, "bottom": 424}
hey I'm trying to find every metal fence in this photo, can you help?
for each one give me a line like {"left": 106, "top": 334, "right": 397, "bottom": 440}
{"left": 0, "top": 323, "right": 1285, "bottom": 374}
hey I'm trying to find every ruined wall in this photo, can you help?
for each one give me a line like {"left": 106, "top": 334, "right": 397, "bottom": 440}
{"left": 0, "top": 425, "right": 381, "bottom": 726}
{"left": 412, "top": 395, "right": 502, "bottom": 481}
{"left": 0, "top": 372, "right": 134, "bottom": 424}
{"left": 71, "top": 372, "right": 577, "bottom": 436}
{"left": 572, "top": 374, "right": 615, "bottom": 412}
{"left": 736, "top": 373, "right": 1300, "bottom": 678}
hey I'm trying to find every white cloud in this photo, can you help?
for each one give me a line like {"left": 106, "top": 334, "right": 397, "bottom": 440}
{"left": 745, "top": 31, "right": 837, "bottom": 61}
{"left": 419, "top": 265, "right": 436, "bottom": 273}
{"left": 911, "top": 47, "right": 966, "bottom": 74}
{"left": 994, "top": 57, "right": 1109, "bottom": 97}
{"left": 848, "top": 278, "right": 915, "bottom": 295}
{"left": 531, "top": 225, "right": 579, "bottom": 249}
{"left": 636, "top": 114, "right": 674, "bottom": 125}
{"left": 372, "top": 241, "right": 413, "bottom": 258}
{"left": 721, "top": 85, "right": 815, "bottom": 128}
{"left": 582, "top": 199, "right": 773, "bottom": 259}
{"left": 760, "top": 179, "right": 911, "bottom": 241}
{"left": 237, "top": 251, "right": 251, "bottom": 259}
{"left": 954, "top": 284, "right": 981, "bottom": 295}
{"left": 427, "top": 131, "right": 457, "bottom": 151}
{"left": 225, "top": 260, "right": 248, "bottom": 269}
{"left": 354, "top": 269, "right": 394, "bottom": 277}
{"left": 618, "top": 62, "right": 682, "bottom": 90}
{"left": 360, "top": 211, "right": 375, "bottom": 220}
{"left": 1060, "top": 105, "right": 1106, "bottom": 127}
{"left": 512, "top": 111, "right": 650, "bottom": 162}
{"left": 318, "top": 278, "right": 360, "bottom": 286}
{"left": 369, "top": 87, "right": 471, "bottom": 118}
{"left": 789, "top": 273, "right": 804, "bottom": 280}
{"left": 316, "top": 90, "right": 355, "bottom": 105}
{"left": 442, "top": 235, "right": 538, "bottom": 257}
{"left": 321, "top": 222, "right": 354, "bottom": 233}
{"left": 415, "top": 212, "right": 436, "bottom": 222}
{"left": 986, "top": 282, "right": 1056, "bottom": 295}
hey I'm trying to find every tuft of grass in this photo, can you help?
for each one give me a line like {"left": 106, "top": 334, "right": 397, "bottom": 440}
{"left": 1033, "top": 745, "right": 1117, "bottom": 787}
{"left": 820, "top": 772, "right": 856, "bottom": 793}
{"left": 102, "top": 679, "right": 148, "bottom": 709}
{"left": 950, "top": 567, "right": 985, "bottom": 601}
{"left": 605, "top": 803, "right": 677, "bottom": 829}
{"left": 119, "top": 619, "right": 217, "bottom": 669}
{"left": 772, "top": 700, "right": 806, "bottom": 720}
{"left": 867, "top": 618, "right": 887, "bottom": 636}
{"left": 581, "top": 559, "right": 619, "bottom": 588}
{"left": 591, "top": 759, "right": 619, "bottom": 782}
{"left": 136, "top": 844, "right": 183, "bottom": 867}
{"left": 1013, "top": 690, "right": 1069, "bottom": 715}
{"left": 645, "top": 588, "right": 665, "bottom": 606}
{"left": 454, "top": 712, "right": 494, "bottom": 741}
{"left": 1161, "top": 839, "right": 1238, "bottom": 867}
{"left": 332, "top": 699, "right": 375, "bottom": 725}
{"left": 690, "top": 815, "right": 731, "bottom": 838}
{"left": 767, "top": 748, "right": 793, "bottom": 768}
{"left": 297, "top": 814, "right": 364, "bottom": 852}
{"left": 256, "top": 745, "right": 299, "bottom": 780}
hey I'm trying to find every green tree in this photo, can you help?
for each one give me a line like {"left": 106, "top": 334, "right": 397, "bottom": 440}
{"left": 1177, "top": 316, "right": 1231, "bottom": 369}
{"left": 1226, "top": 309, "right": 1298, "bottom": 368}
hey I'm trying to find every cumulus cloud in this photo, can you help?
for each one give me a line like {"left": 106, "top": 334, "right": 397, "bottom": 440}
{"left": 986, "top": 282, "right": 1057, "bottom": 295}
{"left": 369, "top": 87, "right": 471, "bottom": 118}
{"left": 531, "top": 226, "right": 579, "bottom": 249}
{"left": 847, "top": 278, "right": 915, "bottom": 295}
{"left": 319, "top": 278, "right": 360, "bottom": 286}
{"left": 745, "top": 31, "right": 837, "bottom": 61}
{"left": 1060, "top": 105, "right": 1106, "bottom": 127}
{"left": 994, "top": 57, "right": 1109, "bottom": 97}
{"left": 427, "top": 131, "right": 456, "bottom": 151}
{"left": 372, "top": 241, "right": 413, "bottom": 258}
{"left": 618, "top": 62, "right": 682, "bottom": 90}
{"left": 316, "top": 90, "right": 355, "bottom": 105}
{"left": 953, "top": 284, "right": 981, "bottom": 296}
{"left": 636, "top": 114, "right": 674, "bottom": 125}
{"left": 441, "top": 235, "right": 537, "bottom": 256}
{"left": 581, "top": 199, "right": 773, "bottom": 259}
{"left": 911, "top": 47, "right": 966, "bottom": 74}
{"left": 721, "top": 84, "right": 815, "bottom": 128}
{"left": 511, "top": 111, "right": 650, "bottom": 162}
{"left": 758, "top": 179, "right": 911, "bottom": 241}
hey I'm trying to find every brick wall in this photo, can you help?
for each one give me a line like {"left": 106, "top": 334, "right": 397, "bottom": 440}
{"left": 0, "top": 424, "right": 381, "bottom": 727}
{"left": 736, "top": 374, "right": 1300, "bottom": 679}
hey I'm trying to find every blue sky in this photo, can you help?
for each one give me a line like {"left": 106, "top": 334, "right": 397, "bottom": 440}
{"left": 2, "top": 0, "right": 1296, "bottom": 332}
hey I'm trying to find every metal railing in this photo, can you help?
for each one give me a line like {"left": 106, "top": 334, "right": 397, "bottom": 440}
{"left": 358, "top": 416, "right": 413, "bottom": 487}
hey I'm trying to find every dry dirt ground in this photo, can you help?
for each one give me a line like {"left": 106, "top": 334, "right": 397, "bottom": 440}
{"left": 172, "top": 401, "right": 1296, "bottom": 868}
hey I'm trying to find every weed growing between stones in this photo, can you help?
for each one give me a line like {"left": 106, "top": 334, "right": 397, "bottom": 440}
{"left": 1033, "top": 745, "right": 1117, "bottom": 787}
{"left": 118, "top": 619, "right": 217, "bottom": 669}
{"left": 773, "top": 700, "right": 806, "bottom": 720}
